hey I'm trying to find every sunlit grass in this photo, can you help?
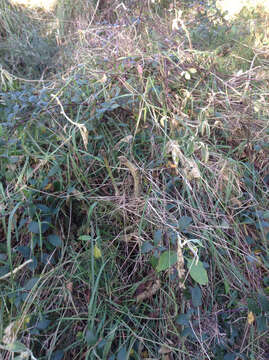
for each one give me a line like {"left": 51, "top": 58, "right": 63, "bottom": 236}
{"left": 10, "top": 0, "right": 57, "bottom": 11}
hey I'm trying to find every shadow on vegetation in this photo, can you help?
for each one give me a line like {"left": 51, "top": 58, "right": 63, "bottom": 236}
{"left": 0, "top": 0, "right": 59, "bottom": 78}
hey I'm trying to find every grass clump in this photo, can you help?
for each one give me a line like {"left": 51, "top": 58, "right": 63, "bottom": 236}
{"left": 0, "top": 0, "right": 268, "bottom": 359}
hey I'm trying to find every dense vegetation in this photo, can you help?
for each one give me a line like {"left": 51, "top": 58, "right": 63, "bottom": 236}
{"left": 0, "top": 0, "right": 268, "bottom": 359}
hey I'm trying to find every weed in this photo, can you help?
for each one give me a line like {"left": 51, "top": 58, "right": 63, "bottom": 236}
{"left": 0, "top": 0, "right": 268, "bottom": 359}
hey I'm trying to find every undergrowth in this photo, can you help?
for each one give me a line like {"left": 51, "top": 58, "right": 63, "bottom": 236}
{"left": 0, "top": 0, "right": 268, "bottom": 359}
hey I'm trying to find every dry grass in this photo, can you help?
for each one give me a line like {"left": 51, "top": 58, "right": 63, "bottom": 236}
{"left": 0, "top": 0, "right": 268, "bottom": 359}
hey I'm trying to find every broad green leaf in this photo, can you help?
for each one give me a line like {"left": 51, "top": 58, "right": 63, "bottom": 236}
{"left": 24, "top": 277, "right": 39, "bottom": 291}
{"left": 47, "top": 234, "right": 62, "bottom": 248}
{"left": 0, "top": 253, "right": 7, "bottom": 261}
{"left": 156, "top": 251, "right": 177, "bottom": 272}
{"left": 181, "top": 326, "right": 195, "bottom": 338}
{"left": 141, "top": 241, "right": 154, "bottom": 253}
{"left": 28, "top": 221, "right": 40, "bottom": 234}
{"left": 258, "top": 293, "right": 269, "bottom": 312}
{"left": 4, "top": 341, "right": 28, "bottom": 352}
{"left": 223, "top": 354, "right": 237, "bottom": 360}
{"left": 150, "top": 255, "right": 159, "bottom": 269}
{"left": 36, "top": 317, "right": 51, "bottom": 330}
{"left": 51, "top": 350, "right": 64, "bottom": 360}
{"left": 247, "top": 298, "right": 261, "bottom": 315}
{"left": 256, "top": 315, "right": 267, "bottom": 333}
{"left": 85, "top": 329, "right": 97, "bottom": 346}
{"left": 178, "top": 216, "right": 192, "bottom": 232}
{"left": 117, "top": 346, "right": 127, "bottom": 360}
{"left": 153, "top": 230, "right": 162, "bottom": 245}
{"left": 191, "top": 285, "right": 202, "bottom": 307}
{"left": 175, "top": 313, "right": 191, "bottom": 326}
{"left": 0, "top": 265, "right": 10, "bottom": 277}
{"left": 28, "top": 221, "right": 49, "bottom": 234}
{"left": 36, "top": 204, "right": 51, "bottom": 213}
{"left": 16, "top": 246, "right": 31, "bottom": 259}
{"left": 187, "top": 259, "right": 208, "bottom": 285}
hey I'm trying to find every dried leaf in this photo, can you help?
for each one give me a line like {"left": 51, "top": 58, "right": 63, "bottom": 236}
{"left": 165, "top": 140, "right": 184, "bottom": 167}
{"left": 184, "top": 71, "right": 191, "bottom": 80}
{"left": 3, "top": 321, "right": 17, "bottom": 344}
{"left": 166, "top": 141, "right": 200, "bottom": 181}
{"left": 172, "top": 18, "right": 179, "bottom": 31}
{"left": 79, "top": 125, "right": 88, "bottom": 150}
{"left": 114, "top": 135, "right": 133, "bottom": 150}
{"left": 177, "top": 245, "right": 185, "bottom": 288}
{"left": 119, "top": 156, "right": 141, "bottom": 197}
{"left": 248, "top": 311, "right": 255, "bottom": 325}
{"left": 159, "top": 345, "right": 171, "bottom": 354}
{"left": 137, "top": 64, "right": 143, "bottom": 80}
{"left": 66, "top": 282, "right": 73, "bottom": 293}
{"left": 160, "top": 116, "right": 167, "bottom": 128}
{"left": 43, "top": 183, "right": 54, "bottom": 191}
{"left": 94, "top": 245, "right": 102, "bottom": 259}
{"left": 100, "top": 73, "right": 107, "bottom": 83}
{"left": 136, "top": 279, "right": 160, "bottom": 302}
{"left": 183, "top": 159, "right": 201, "bottom": 180}
{"left": 188, "top": 68, "right": 197, "bottom": 74}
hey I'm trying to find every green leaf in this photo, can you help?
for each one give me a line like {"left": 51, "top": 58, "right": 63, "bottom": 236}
{"left": 181, "top": 326, "right": 195, "bottom": 338}
{"left": 150, "top": 255, "right": 159, "bottom": 269}
{"left": 85, "top": 329, "right": 97, "bottom": 346}
{"left": 36, "top": 317, "right": 51, "bottom": 330}
{"left": 156, "top": 251, "right": 177, "bottom": 272}
{"left": 47, "top": 234, "right": 62, "bottom": 248}
{"left": 258, "top": 293, "right": 269, "bottom": 312}
{"left": 187, "top": 259, "right": 208, "bottom": 285}
{"left": 153, "top": 229, "right": 162, "bottom": 245}
{"left": 51, "top": 350, "right": 64, "bottom": 360}
{"left": 28, "top": 221, "right": 49, "bottom": 234}
{"left": 224, "top": 354, "right": 237, "bottom": 360}
{"left": 4, "top": 341, "right": 28, "bottom": 352}
{"left": 117, "top": 346, "right": 127, "bottom": 360}
{"left": 256, "top": 315, "right": 267, "bottom": 333}
{"left": 178, "top": 216, "right": 192, "bottom": 232}
{"left": 36, "top": 204, "right": 51, "bottom": 213}
{"left": 191, "top": 285, "right": 202, "bottom": 307}
{"left": 16, "top": 246, "right": 31, "bottom": 259}
{"left": 247, "top": 298, "right": 261, "bottom": 315}
{"left": 141, "top": 241, "right": 154, "bottom": 253}
{"left": 79, "top": 235, "right": 92, "bottom": 241}
{"left": 24, "top": 277, "right": 39, "bottom": 290}
{"left": 28, "top": 221, "right": 40, "bottom": 234}
{"left": 175, "top": 313, "right": 191, "bottom": 326}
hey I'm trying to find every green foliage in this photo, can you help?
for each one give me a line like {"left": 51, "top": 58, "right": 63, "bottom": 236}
{"left": 156, "top": 250, "right": 178, "bottom": 272}
{"left": 0, "top": 1, "right": 268, "bottom": 359}
{"left": 187, "top": 259, "right": 209, "bottom": 285}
